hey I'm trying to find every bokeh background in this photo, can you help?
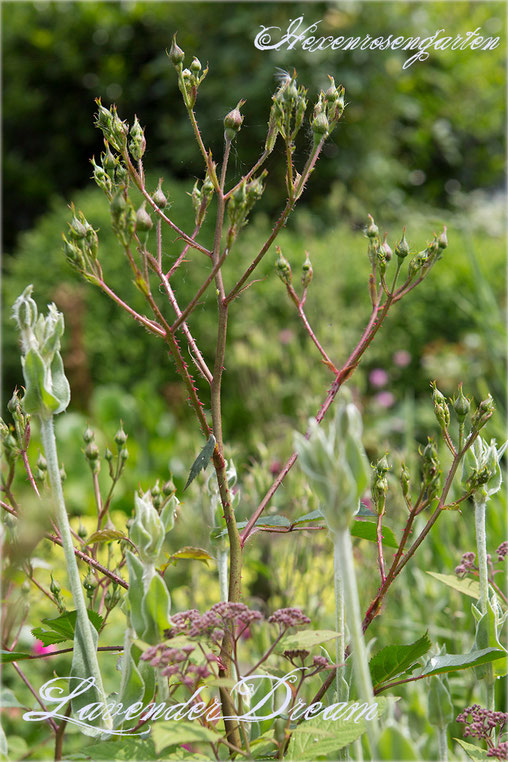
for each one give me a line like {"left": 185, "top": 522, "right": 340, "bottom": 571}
{"left": 1, "top": 2, "right": 506, "bottom": 759}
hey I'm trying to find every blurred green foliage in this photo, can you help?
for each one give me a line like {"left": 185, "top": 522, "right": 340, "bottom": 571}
{"left": 2, "top": 6, "right": 506, "bottom": 757}
{"left": 3, "top": 1, "right": 505, "bottom": 250}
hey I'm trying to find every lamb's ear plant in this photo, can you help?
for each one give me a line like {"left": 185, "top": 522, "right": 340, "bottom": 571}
{"left": 11, "top": 286, "right": 110, "bottom": 734}
{"left": 461, "top": 435, "right": 507, "bottom": 711}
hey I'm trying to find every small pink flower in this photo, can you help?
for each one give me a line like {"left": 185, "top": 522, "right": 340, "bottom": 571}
{"left": 369, "top": 368, "right": 389, "bottom": 387}
{"left": 393, "top": 350, "right": 411, "bottom": 367}
{"left": 375, "top": 391, "right": 395, "bottom": 408}
{"left": 33, "top": 640, "right": 56, "bottom": 656}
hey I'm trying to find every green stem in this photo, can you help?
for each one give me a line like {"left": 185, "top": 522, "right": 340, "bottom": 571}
{"left": 333, "top": 535, "right": 346, "bottom": 701}
{"left": 437, "top": 725, "right": 448, "bottom": 761}
{"left": 474, "top": 498, "right": 489, "bottom": 614}
{"left": 217, "top": 547, "right": 228, "bottom": 603}
{"left": 39, "top": 416, "right": 110, "bottom": 728}
{"left": 334, "top": 528, "right": 378, "bottom": 757}
{"left": 474, "top": 497, "right": 495, "bottom": 711}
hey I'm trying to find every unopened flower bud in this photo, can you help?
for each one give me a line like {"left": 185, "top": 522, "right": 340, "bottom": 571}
{"left": 376, "top": 454, "right": 390, "bottom": 476}
{"left": 437, "top": 226, "right": 448, "bottom": 250}
{"left": 83, "top": 573, "right": 97, "bottom": 596}
{"left": 95, "top": 100, "right": 113, "bottom": 133}
{"left": 431, "top": 382, "right": 450, "bottom": 429}
{"left": 104, "top": 447, "right": 113, "bottom": 462}
{"left": 135, "top": 202, "right": 153, "bottom": 233}
{"left": 91, "top": 156, "right": 111, "bottom": 194}
{"left": 372, "top": 455, "right": 390, "bottom": 514}
{"left": 110, "top": 191, "right": 127, "bottom": 217}
{"left": 103, "top": 144, "right": 117, "bottom": 173}
{"left": 78, "top": 522, "right": 88, "bottom": 539}
{"left": 302, "top": 252, "right": 313, "bottom": 288}
{"left": 120, "top": 447, "right": 129, "bottom": 461}
{"left": 169, "top": 35, "right": 185, "bottom": 66}
{"left": 275, "top": 247, "right": 292, "bottom": 285}
{"left": 381, "top": 234, "right": 392, "bottom": 262}
{"left": 83, "top": 427, "right": 95, "bottom": 444}
{"left": 152, "top": 179, "right": 168, "bottom": 209}
{"left": 7, "top": 392, "right": 21, "bottom": 415}
{"left": 366, "top": 214, "right": 379, "bottom": 239}
{"left": 129, "top": 117, "right": 146, "bottom": 162}
{"left": 400, "top": 463, "right": 410, "bottom": 498}
{"left": 36, "top": 452, "right": 47, "bottom": 471}
{"left": 190, "top": 57, "right": 202, "bottom": 75}
{"left": 114, "top": 426, "right": 128, "bottom": 446}
{"left": 162, "top": 479, "right": 176, "bottom": 496}
{"left": 311, "top": 111, "right": 329, "bottom": 137}
{"left": 395, "top": 228, "right": 410, "bottom": 259}
{"left": 85, "top": 442, "right": 100, "bottom": 461}
{"left": 224, "top": 101, "right": 245, "bottom": 141}
{"left": 69, "top": 217, "right": 87, "bottom": 240}
{"left": 85, "top": 442, "right": 100, "bottom": 474}
{"left": 50, "top": 576, "right": 61, "bottom": 596}
{"left": 471, "top": 394, "right": 495, "bottom": 430}
{"left": 453, "top": 384, "right": 470, "bottom": 423}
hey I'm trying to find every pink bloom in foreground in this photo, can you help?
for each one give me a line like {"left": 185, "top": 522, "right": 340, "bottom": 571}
{"left": 33, "top": 640, "right": 56, "bottom": 656}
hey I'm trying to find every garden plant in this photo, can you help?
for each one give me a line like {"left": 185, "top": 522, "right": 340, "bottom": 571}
{"left": 1, "top": 38, "right": 506, "bottom": 762}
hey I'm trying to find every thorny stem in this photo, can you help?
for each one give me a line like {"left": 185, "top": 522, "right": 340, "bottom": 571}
{"left": 7, "top": 645, "right": 123, "bottom": 661}
{"left": 11, "top": 661, "right": 58, "bottom": 733}
{"left": 123, "top": 151, "right": 212, "bottom": 257}
{"left": 46, "top": 531, "right": 128, "bottom": 589}
{"left": 226, "top": 138, "right": 325, "bottom": 305}
{"left": 171, "top": 245, "right": 230, "bottom": 332}
{"left": 209, "top": 136, "right": 243, "bottom": 753}
{"left": 186, "top": 105, "right": 219, "bottom": 191}
{"left": 21, "top": 448, "right": 40, "bottom": 497}
{"left": 241, "top": 289, "right": 395, "bottom": 546}
{"left": 308, "top": 427, "right": 487, "bottom": 710}
{"left": 362, "top": 427, "right": 485, "bottom": 633}
{"left": 376, "top": 513, "right": 386, "bottom": 583}
{"left": 285, "top": 283, "right": 337, "bottom": 372}
{"left": 166, "top": 222, "right": 206, "bottom": 280}
{"left": 96, "top": 278, "right": 164, "bottom": 337}
{"left": 25, "top": 567, "right": 59, "bottom": 607}
{"left": 148, "top": 255, "right": 212, "bottom": 383}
